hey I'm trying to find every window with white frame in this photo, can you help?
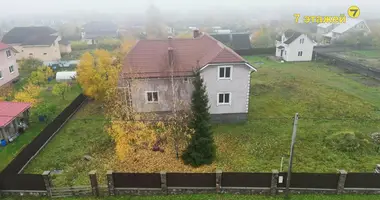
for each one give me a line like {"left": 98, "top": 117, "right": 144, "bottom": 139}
{"left": 218, "top": 66, "right": 232, "bottom": 79}
{"left": 6, "top": 50, "right": 11, "bottom": 58}
{"left": 217, "top": 92, "right": 231, "bottom": 105}
{"left": 9, "top": 65, "right": 14, "bottom": 73}
{"left": 300, "top": 38, "right": 304, "bottom": 44}
{"left": 0, "top": 71, "right": 2, "bottom": 79}
{"left": 298, "top": 51, "right": 303, "bottom": 56}
{"left": 146, "top": 91, "right": 158, "bottom": 103}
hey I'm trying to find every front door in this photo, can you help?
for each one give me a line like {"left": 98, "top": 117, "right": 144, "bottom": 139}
{"left": 280, "top": 50, "right": 284, "bottom": 57}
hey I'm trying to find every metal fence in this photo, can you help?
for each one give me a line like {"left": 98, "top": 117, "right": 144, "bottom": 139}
{"left": 0, "top": 94, "right": 87, "bottom": 194}
{"left": 314, "top": 52, "right": 380, "bottom": 80}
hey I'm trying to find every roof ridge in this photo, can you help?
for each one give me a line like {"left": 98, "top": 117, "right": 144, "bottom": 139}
{"left": 205, "top": 33, "right": 247, "bottom": 63}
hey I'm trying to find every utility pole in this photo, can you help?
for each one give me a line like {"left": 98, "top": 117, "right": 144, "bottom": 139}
{"left": 285, "top": 113, "right": 299, "bottom": 199}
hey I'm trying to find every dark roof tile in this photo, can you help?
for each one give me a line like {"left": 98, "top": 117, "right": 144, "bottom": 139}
{"left": 21, "top": 35, "right": 58, "bottom": 46}
{"left": 283, "top": 31, "right": 302, "bottom": 44}
{"left": 123, "top": 34, "right": 247, "bottom": 78}
{"left": 1, "top": 26, "right": 57, "bottom": 44}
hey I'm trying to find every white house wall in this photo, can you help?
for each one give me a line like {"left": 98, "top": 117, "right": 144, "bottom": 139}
{"left": 285, "top": 35, "right": 314, "bottom": 62}
{"left": 200, "top": 64, "right": 252, "bottom": 114}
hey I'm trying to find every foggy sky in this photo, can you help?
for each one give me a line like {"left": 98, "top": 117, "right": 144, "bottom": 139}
{"left": 0, "top": 0, "right": 379, "bottom": 19}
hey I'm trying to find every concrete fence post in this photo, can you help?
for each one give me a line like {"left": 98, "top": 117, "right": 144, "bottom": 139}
{"left": 106, "top": 170, "right": 115, "bottom": 196}
{"left": 89, "top": 170, "right": 99, "bottom": 197}
{"left": 375, "top": 164, "right": 380, "bottom": 173}
{"left": 160, "top": 171, "right": 168, "bottom": 194}
{"left": 216, "top": 169, "right": 222, "bottom": 193}
{"left": 337, "top": 170, "right": 347, "bottom": 194}
{"left": 42, "top": 171, "right": 52, "bottom": 197}
{"left": 270, "top": 170, "right": 279, "bottom": 195}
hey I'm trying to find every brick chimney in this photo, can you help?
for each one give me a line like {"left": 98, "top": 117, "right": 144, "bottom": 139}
{"left": 193, "top": 29, "right": 201, "bottom": 38}
{"left": 168, "top": 47, "right": 174, "bottom": 67}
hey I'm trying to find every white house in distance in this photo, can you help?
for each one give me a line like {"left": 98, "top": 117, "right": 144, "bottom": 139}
{"left": 317, "top": 18, "right": 371, "bottom": 45}
{"left": 275, "top": 30, "right": 314, "bottom": 62}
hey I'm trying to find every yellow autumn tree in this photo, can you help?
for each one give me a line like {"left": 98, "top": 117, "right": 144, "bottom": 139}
{"left": 107, "top": 120, "right": 159, "bottom": 160}
{"left": 13, "top": 83, "right": 42, "bottom": 106}
{"left": 29, "top": 66, "right": 54, "bottom": 85}
{"left": 77, "top": 49, "right": 120, "bottom": 101}
{"left": 0, "top": 85, "right": 13, "bottom": 101}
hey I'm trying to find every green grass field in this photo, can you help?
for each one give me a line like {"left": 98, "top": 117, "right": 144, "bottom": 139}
{"left": 2, "top": 194, "right": 380, "bottom": 200}
{"left": 351, "top": 50, "right": 380, "bottom": 59}
{"left": 0, "top": 81, "right": 82, "bottom": 171}
{"left": 24, "top": 56, "right": 380, "bottom": 186}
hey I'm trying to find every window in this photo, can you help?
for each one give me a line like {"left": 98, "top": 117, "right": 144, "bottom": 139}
{"left": 43, "top": 53, "right": 47, "bottom": 55}
{"left": 218, "top": 66, "right": 232, "bottom": 79}
{"left": 6, "top": 50, "right": 11, "bottom": 58}
{"left": 9, "top": 65, "right": 14, "bottom": 73}
{"left": 298, "top": 51, "right": 303, "bottom": 56}
{"left": 29, "top": 53, "right": 33, "bottom": 56}
{"left": 217, "top": 92, "right": 231, "bottom": 105}
{"left": 0, "top": 71, "right": 2, "bottom": 79}
{"left": 300, "top": 38, "right": 304, "bottom": 44}
{"left": 146, "top": 91, "right": 158, "bottom": 103}
{"left": 183, "top": 77, "right": 191, "bottom": 84}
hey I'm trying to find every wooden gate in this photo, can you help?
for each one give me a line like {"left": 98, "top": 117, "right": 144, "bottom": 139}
{"left": 50, "top": 186, "right": 92, "bottom": 198}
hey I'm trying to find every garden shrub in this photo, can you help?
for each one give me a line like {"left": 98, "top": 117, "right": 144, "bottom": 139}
{"left": 371, "top": 132, "right": 380, "bottom": 144}
{"left": 325, "top": 131, "right": 370, "bottom": 152}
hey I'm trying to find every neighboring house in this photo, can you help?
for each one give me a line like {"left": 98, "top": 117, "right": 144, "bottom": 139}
{"left": 81, "top": 21, "right": 118, "bottom": 45}
{"left": 121, "top": 30, "right": 257, "bottom": 123}
{"left": 58, "top": 38, "right": 72, "bottom": 54}
{"left": 1, "top": 26, "right": 66, "bottom": 61}
{"left": 214, "top": 29, "right": 232, "bottom": 34}
{"left": 317, "top": 18, "right": 371, "bottom": 45}
{"left": 0, "top": 42, "right": 19, "bottom": 87}
{"left": 0, "top": 101, "right": 30, "bottom": 142}
{"left": 210, "top": 33, "right": 252, "bottom": 50}
{"left": 275, "top": 30, "right": 314, "bottom": 62}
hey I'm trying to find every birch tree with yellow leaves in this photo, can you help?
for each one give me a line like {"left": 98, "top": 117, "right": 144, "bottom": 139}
{"left": 76, "top": 49, "right": 120, "bottom": 101}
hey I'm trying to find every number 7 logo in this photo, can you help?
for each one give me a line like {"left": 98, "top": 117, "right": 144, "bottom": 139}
{"left": 348, "top": 6, "right": 360, "bottom": 18}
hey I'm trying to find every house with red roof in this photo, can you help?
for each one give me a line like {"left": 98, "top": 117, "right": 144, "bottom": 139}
{"left": 0, "top": 42, "right": 19, "bottom": 88}
{"left": 0, "top": 101, "right": 31, "bottom": 142}
{"left": 121, "top": 30, "right": 257, "bottom": 123}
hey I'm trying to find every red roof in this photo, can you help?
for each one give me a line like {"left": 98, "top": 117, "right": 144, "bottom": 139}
{"left": 0, "top": 42, "right": 10, "bottom": 51}
{"left": 123, "top": 34, "right": 248, "bottom": 78}
{"left": 0, "top": 102, "right": 31, "bottom": 127}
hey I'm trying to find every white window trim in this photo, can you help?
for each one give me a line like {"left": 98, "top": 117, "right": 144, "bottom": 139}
{"left": 217, "top": 66, "right": 233, "bottom": 80}
{"left": 217, "top": 92, "right": 232, "bottom": 106}
{"left": 145, "top": 91, "right": 159, "bottom": 104}
{"left": 6, "top": 50, "right": 11, "bottom": 58}
{"left": 9, "top": 65, "right": 14, "bottom": 74}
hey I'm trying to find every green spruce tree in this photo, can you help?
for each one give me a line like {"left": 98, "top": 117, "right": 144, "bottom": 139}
{"left": 181, "top": 71, "right": 216, "bottom": 167}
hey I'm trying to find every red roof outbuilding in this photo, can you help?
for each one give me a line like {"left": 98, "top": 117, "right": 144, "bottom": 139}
{"left": 0, "top": 102, "right": 31, "bottom": 127}
{"left": 0, "top": 42, "right": 10, "bottom": 51}
{"left": 123, "top": 33, "right": 250, "bottom": 78}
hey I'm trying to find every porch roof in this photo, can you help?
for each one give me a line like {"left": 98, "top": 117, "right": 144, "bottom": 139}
{"left": 0, "top": 101, "right": 31, "bottom": 127}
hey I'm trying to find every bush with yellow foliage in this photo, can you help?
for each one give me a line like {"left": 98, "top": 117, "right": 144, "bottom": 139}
{"left": 13, "top": 83, "right": 42, "bottom": 106}
{"left": 29, "top": 66, "right": 54, "bottom": 85}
